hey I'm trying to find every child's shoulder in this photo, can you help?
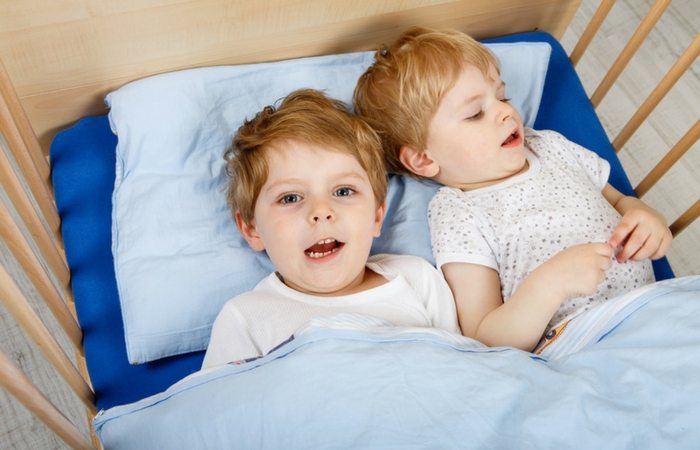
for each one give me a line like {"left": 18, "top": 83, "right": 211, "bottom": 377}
{"left": 223, "top": 272, "right": 277, "bottom": 304}
{"left": 429, "top": 184, "right": 468, "bottom": 208}
{"left": 368, "top": 253, "right": 436, "bottom": 274}
{"left": 525, "top": 128, "right": 578, "bottom": 159}
{"left": 525, "top": 128, "right": 566, "bottom": 145}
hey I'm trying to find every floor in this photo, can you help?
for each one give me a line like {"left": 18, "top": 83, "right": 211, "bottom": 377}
{"left": 560, "top": 0, "right": 699, "bottom": 277}
{"left": 1, "top": 0, "right": 698, "bottom": 448}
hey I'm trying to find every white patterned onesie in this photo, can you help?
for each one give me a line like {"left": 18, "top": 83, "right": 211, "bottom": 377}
{"left": 428, "top": 128, "right": 654, "bottom": 331}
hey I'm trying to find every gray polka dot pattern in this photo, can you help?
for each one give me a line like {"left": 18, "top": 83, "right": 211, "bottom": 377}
{"left": 428, "top": 129, "right": 654, "bottom": 331}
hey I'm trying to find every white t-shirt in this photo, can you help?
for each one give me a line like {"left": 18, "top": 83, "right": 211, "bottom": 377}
{"left": 429, "top": 129, "right": 654, "bottom": 330}
{"left": 202, "top": 254, "right": 459, "bottom": 369}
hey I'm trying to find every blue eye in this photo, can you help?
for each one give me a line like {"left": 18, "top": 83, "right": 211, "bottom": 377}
{"left": 279, "top": 193, "right": 301, "bottom": 204}
{"left": 334, "top": 187, "right": 355, "bottom": 197}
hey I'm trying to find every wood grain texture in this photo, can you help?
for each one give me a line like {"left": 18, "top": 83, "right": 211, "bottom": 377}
{"left": 0, "top": 263, "right": 94, "bottom": 411}
{"left": 1, "top": 242, "right": 88, "bottom": 450}
{"left": 0, "top": 0, "right": 581, "bottom": 152}
{"left": 0, "top": 351, "right": 92, "bottom": 450}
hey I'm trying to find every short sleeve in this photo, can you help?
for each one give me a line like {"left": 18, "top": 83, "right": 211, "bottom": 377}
{"left": 428, "top": 189, "right": 498, "bottom": 270}
{"left": 379, "top": 255, "right": 459, "bottom": 334}
{"left": 541, "top": 130, "right": 610, "bottom": 190}
{"left": 201, "top": 301, "right": 260, "bottom": 369}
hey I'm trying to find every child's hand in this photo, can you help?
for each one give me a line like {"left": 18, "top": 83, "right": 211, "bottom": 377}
{"left": 534, "top": 243, "right": 613, "bottom": 299}
{"left": 608, "top": 204, "right": 672, "bottom": 262}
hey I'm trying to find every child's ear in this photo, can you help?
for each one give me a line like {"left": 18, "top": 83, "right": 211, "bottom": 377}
{"left": 399, "top": 145, "right": 439, "bottom": 178}
{"left": 235, "top": 211, "right": 265, "bottom": 252}
{"left": 373, "top": 200, "right": 387, "bottom": 238}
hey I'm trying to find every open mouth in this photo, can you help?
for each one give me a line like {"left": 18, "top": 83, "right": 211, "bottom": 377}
{"left": 305, "top": 238, "right": 344, "bottom": 259}
{"left": 502, "top": 129, "right": 521, "bottom": 147}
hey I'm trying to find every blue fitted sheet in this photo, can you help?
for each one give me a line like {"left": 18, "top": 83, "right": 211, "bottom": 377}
{"left": 50, "top": 31, "right": 674, "bottom": 410}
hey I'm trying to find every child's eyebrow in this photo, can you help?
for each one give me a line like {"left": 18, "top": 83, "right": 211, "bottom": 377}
{"left": 460, "top": 93, "right": 482, "bottom": 107}
{"left": 262, "top": 178, "right": 305, "bottom": 193}
{"left": 458, "top": 80, "right": 506, "bottom": 109}
{"left": 332, "top": 170, "right": 368, "bottom": 182}
{"left": 263, "top": 170, "right": 367, "bottom": 193}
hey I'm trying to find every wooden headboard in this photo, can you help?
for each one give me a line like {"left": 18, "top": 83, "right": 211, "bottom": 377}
{"left": 0, "top": 0, "right": 581, "bottom": 153}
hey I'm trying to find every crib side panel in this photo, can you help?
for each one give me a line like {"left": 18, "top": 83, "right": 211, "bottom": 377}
{"left": 0, "top": 0, "right": 582, "bottom": 153}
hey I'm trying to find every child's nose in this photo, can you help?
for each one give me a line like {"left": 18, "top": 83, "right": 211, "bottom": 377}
{"left": 309, "top": 202, "right": 335, "bottom": 223}
{"left": 497, "top": 102, "right": 513, "bottom": 123}
{"left": 312, "top": 213, "right": 333, "bottom": 222}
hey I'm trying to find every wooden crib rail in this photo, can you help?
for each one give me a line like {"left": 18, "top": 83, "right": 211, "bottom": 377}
{"left": 1, "top": 157, "right": 97, "bottom": 449}
{"left": 0, "top": 351, "right": 93, "bottom": 450}
{"left": 1, "top": 164, "right": 97, "bottom": 449}
{"left": 0, "top": 147, "right": 71, "bottom": 291}
{"left": 588, "top": 0, "right": 671, "bottom": 108}
{"left": 569, "top": 0, "right": 616, "bottom": 66}
{"left": 0, "top": 0, "right": 584, "bottom": 154}
{"left": 635, "top": 120, "right": 700, "bottom": 198}
{"left": 0, "top": 62, "right": 69, "bottom": 289}
{"left": 0, "top": 264, "right": 94, "bottom": 411}
{"left": 612, "top": 34, "right": 700, "bottom": 152}
{"left": 1, "top": 56, "right": 96, "bottom": 449}
{"left": 670, "top": 199, "right": 700, "bottom": 237}
{"left": 0, "top": 199, "right": 82, "bottom": 349}
{"left": 569, "top": 0, "right": 700, "bottom": 237}
{"left": 0, "top": 60, "right": 59, "bottom": 238}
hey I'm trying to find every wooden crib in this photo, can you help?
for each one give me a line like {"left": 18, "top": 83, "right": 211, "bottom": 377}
{"left": 1, "top": 0, "right": 698, "bottom": 448}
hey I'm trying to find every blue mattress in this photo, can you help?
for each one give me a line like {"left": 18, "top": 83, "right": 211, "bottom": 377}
{"left": 50, "top": 31, "right": 674, "bottom": 410}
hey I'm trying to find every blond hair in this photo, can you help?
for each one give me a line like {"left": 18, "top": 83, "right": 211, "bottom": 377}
{"left": 353, "top": 26, "right": 498, "bottom": 177}
{"left": 225, "top": 89, "right": 387, "bottom": 224}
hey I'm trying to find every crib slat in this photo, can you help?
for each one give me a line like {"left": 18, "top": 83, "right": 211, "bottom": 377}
{"left": 590, "top": 0, "right": 670, "bottom": 107}
{"left": 613, "top": 33, "right": 700, "bottom": 152}
{"left": 0, "top": 60, "right": 50, "bottom": 179}
{"left": 569, "top": 0, "right": 616, "bottom": 66}
{"left": 0, "top": 199, "right": 83, "bottom": 349}
{"left": 0, "top": 61, "right": 60, "bottom": 237}
{"left": 0, "top": 104, "right": 62, "bottom": 240}
{"left": 0, "top": 264, "right": 95, "bottom": 412}
{"left": 635, "top": 120, "right": 700, "bottom": 198}
{"left": 0, "top": 146, "right": 71, "bottom": 290}
{"left": 671, "top": 199, "right": 700, "bottom": 237}
{"left": 0, "top": 351, "right": 93, "bottom": 450}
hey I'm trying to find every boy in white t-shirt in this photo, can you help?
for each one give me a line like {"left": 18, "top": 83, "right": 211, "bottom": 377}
{"left": 202, "top": 89, "right": 459, "bottom": 369}
{"left": 353, "top": 27, "right": 672, "bottom": 353}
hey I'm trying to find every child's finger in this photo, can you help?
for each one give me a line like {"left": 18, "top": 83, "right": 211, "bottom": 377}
{"left": 596, "top": 242, "right": 614, "bottom": 257}
{"left": 628, "top": 234, "right": 660, "bottom": 261}
{"left": 590, "top": 243, "right": 613, "bottom": 269}
{"left": 618, "top": 229, "right": 649, "bottom": 262}
{"left": 608, "top": 219, "right": 637, "bottom": 249}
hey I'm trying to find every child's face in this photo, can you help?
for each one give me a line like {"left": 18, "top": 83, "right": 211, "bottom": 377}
{"left": 237, "top": 140, "right": 385, "bottom": 296}
{"left": 420, "top": 63, "right": 527, "bottom": 190}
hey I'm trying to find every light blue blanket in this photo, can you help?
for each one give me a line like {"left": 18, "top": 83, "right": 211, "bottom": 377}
{"left": 95, "top": 276, "right": 700, "bottom": 449}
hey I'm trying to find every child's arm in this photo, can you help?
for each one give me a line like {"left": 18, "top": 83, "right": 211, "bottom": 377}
{"left": 602, "top": 184, "right": 672, "bottom": 262}
{"left": 442, "top": 242, "right": 613, "bottom": 351}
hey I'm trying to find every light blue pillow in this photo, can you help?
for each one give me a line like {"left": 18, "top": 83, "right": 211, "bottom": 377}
{"left": 107, "top": 42, "right": 551, "bottom": 363}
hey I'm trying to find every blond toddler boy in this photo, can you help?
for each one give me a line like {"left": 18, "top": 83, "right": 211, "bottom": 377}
{"left": 202, "top": 89, "right": 459, "bottom": 369}
{"left": 353, "top": 27, "right": 671, "bottom": 352}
